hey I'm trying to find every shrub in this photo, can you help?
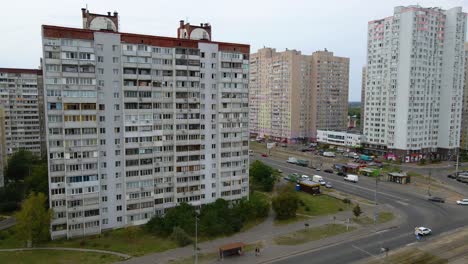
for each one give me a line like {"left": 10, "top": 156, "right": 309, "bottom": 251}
{"left": 353, "top": 204, "right": 362, "bottom": 218}
{"left": 272, "top": 186, "right": 299, "bottom": 220}
{"left": 169, "top": 226, "right": 193, "bottom": 246}
{"left": 342, "top": 198, "right": 351, "bottom": 204}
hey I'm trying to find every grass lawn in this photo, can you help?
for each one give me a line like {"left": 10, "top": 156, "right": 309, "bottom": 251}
{"left": 297, "top": 193, "right": 350, "bottom": 217}
{"left": 365, "top": 248, "right": 448, "bottom": 264}
{"left": 273, "top": 224, "right": 356, "bottom": 245}
{"left": 352, "top": 211, "right": 395, "bottom": 225}
{"left": 274, "top": 215, "right": 308, "bottom": 226}
{"left": 0, "top": 226, "right": 177, "bottom": 256}
{"left": 0, "top": 250, "right": 123, "bottom": 264}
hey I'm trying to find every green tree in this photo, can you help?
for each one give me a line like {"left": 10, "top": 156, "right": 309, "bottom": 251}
{"left": 4, "top": 149, "right": 37, "bottom": 184}
{"left": 272, "top": 186, "right": 299, "bottom": 220}
{"left": 146, "top": 202, "right": 196, "bottom": 236}
{"left": 15, "top": 192, "right": 52, "bottom": 246}
{"left": 25, "top": 162, "right": 48, "bottom": 196}
{"left": 353, "top": 204, "right": 362, "bottom": 218}
{"left": 249, "top": 160, "right": 275, "bottom": 192}
{"left": 169, "top": 226, "right": 193, "bottom": 246}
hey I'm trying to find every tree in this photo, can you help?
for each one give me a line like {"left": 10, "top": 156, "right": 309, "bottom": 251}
{"left": 353, "top": 204, "right": 362, "bottom": 218}
{"left": 145, "top": 202, "right": 196, "bottom": 236}
{"left": 169, "top": 226, "right": 193, "bottom": 246}
{"left": 249, "top": 160, "right": 275, "bottom": 192}
{"left": 4, "top": 149, "right": 37, "bottom": 184}
{"left": 25, "top": 162, "right": 48, "bottom": 196}
{"left": 15, "top": 192, "right": 52, "bottom": 246}
{"left": 272, "top": 186, "right": 299, "bottom": 220}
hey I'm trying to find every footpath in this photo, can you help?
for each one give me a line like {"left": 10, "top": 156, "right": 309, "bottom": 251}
{"left": 120, "top": 197, "right": 402, "bottom": 264}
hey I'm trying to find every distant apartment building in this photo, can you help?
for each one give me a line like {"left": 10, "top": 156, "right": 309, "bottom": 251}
{"left": 311, "top": 50, "right": 349, "bottom": 131}
{"left": 249, "top": 48, "right": 349, "bottom": 142}
{"left": 360, "top": 66, "right": 366, "bottom": 131}
{"left": 461, "top": 43, "right": 468, "bottom": 151}
{"left": 249, "top": 48, "right": 314, "bottom": 142}
{"left": 43, "top": 8, "right": 250, "bottom": 239}
{"left": 0, "top": 68, "right": 44, "bottom": 186}
{"left": 363, "top": 6, "right": 467, "bottom": 162}
{"left": 316, "top": 130, "right": 362, "bottom": 148}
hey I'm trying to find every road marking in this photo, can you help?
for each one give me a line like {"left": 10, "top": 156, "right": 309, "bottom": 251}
{"left": 352, "top": 245, "right": 378, "bottom": 257}
{"left": 396, "top": 200, "right": 409, "bottom": 206}
{"left": 263, "top": 159, "right": 410, "bottom": 202}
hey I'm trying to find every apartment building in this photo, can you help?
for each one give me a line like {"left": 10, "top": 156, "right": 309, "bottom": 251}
{"left": 0, "top": 68, "right": 44, "bottom": 186}
{"left": 461, "top": 43, "right": 468, "bottom": 151}
{"left": 361, "top": 66, "right": 366, "bottom": 131}
{"left": 311, "top": 50, "right": 349, "bottom": 132}
{"left": 249, "top": 48, "right": 314, "bottom": 142}
{"left": 43, "top": 8, "right": 250, "bottom": 239}
{"left": 363, "top": 6, "right": 466, "bottom": 161}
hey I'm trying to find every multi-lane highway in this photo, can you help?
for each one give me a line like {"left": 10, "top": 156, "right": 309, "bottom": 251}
{"left": 254, "top": 155, "right": 468, "bottom": 264}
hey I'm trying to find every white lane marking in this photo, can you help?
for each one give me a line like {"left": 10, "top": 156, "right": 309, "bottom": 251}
{"left": 396, "top": 200, "right": 409, "bottom": 206}
{"left": 262, "top": 159, "right": 410, "bottom": 202}
{"left": 352, "top": 245, "right": 378, "bottom": 257}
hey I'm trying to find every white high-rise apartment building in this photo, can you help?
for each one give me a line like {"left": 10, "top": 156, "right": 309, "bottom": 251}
{"left": 43, "top": 9, "right": 250, "bottom": 239}
{"left": 0, "top": 68, "right": 44, "bottom": 187}
{"left": 364, "top": 6, "right": 466, "bottom": 161}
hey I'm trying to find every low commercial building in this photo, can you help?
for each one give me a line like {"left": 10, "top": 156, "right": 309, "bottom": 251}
{"left": 316, "top": 130, "right": 362, "bottom": 148}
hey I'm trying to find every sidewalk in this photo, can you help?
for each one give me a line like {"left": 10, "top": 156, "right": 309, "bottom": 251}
{"left": 120, "top": 199, "right": 402, "bottom": 264}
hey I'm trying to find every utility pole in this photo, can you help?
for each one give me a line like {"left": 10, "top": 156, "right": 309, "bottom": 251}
{"left": 455, "top": 148, "right": 460, "bottom": 178}
{"left": 195, "top": 215, "right": 199, "bottom": 264}
{"left": 427, "top": 169, "right": 432, "bottom": 197}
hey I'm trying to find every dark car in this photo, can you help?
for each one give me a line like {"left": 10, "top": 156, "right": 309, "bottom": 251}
{"left": 261, "top": 153, "right": 268, "bottom": 157}
{"left": 337, "top": 172, "right": 345, "bottom": 176}
{"left": 324, "top": 169, "right": 334, "bottom": 174}
{"left": 428, "top": 197, "right": 445, "bottom": 203}
{"left": 447, "top": 174, "right": 457, "bottom": 179}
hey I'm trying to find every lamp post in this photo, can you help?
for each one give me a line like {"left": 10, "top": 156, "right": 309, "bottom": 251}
{"left": 195, "top": 214, "right": 199, "bottom": 264}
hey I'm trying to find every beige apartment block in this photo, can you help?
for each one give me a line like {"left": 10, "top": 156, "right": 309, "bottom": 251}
{"left": 249, "top": 48, "right": 314, "bottom": 142}
{"left": 361, "top": 66, "right": 366, "bottom": 132}
{"left": 311, "top": 50, "right": 349, "bottom": 132}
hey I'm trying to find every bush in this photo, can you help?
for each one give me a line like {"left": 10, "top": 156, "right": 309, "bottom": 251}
{"left": 342, "top": 198, "right": 351, "bottom": 204}
{"left": 169, "top": 226, "right": 193, "bottom": 246}
{"left": 249, "top": 160, "right": 275, "bottom": 192}
{"left": 272, "top": 186, "right": 299, "bottom": 220}
{"left": 353, "top": 204, "right": 362, "bottom": 218}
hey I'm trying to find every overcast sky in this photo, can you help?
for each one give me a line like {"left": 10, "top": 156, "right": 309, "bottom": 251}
{"left": 1, "top": 0, "right": 467, "bottom": 101}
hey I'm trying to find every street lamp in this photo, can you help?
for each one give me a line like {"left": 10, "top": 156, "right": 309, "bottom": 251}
{"left": 195, "top": 214, "right": 199, "bottom": 264}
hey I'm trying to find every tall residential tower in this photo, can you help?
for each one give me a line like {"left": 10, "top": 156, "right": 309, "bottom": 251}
{"left": 43, "top": 9, "right": 250, "bottom": 239}
{"left": 363, "top": 6, "right": 467, "bottom": 161}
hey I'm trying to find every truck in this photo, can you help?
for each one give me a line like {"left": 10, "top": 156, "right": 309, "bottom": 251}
{"left": 296, "top": 159, "right": 309, "bottom": 167}
{"left": 312, "top": 175, "right": 326, "bottom": 185}
{"left": 344, "top": 174, "right": 359, "bottom": 183}
{"left": 287, "top": 157, "right": 298, "bottom": 164}
{"left": 323, "top": 152, "right": 336, "bottom": 158}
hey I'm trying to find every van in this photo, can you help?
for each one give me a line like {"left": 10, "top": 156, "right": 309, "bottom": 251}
{"left": 312, "top": 175, "right": 326, "bottom": 185}
{"left": 287, "top": 157, "right": 298, "bottom": 164}
{"left": 344, "top": 174, "right": 359, "bottom": 183}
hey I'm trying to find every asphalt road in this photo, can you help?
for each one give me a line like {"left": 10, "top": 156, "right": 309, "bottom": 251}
{"left": 254, "top": 155, "right": 468, "bottom": 264}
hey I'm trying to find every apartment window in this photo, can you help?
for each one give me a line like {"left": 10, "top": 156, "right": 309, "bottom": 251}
{"left": 97, "top": 56, "right": 104, "bottom": 62}
{"left": 98, "top": 68, "right": 104, "bottom": 74}
{"left": 201, "top": 52, "right": 205, "bottom": 58}
{"left": 117, "top": 216, "right": 122, "bottom": 222}
{"left": 102, "top": 196, "right": 108, "bottom": 202}
{"left": 112, "top": 45, "right": 118, "bottom": 51}
{"left": 113, "top": 57, "right": 119, "bottom": 63}
{"left": 211, "top": 53, "right": 216, "bottom": 58}
{"left": 116, "top": 194, "right": 122, "bottom": 200}
{"left": 117, "top": 205, "right": 122, "bottom": 211}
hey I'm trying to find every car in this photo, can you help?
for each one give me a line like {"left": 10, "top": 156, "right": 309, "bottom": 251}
{"left": 277, "top": 169, "right": 283, "bottom": 173}
{"left": 325, "top": 182, "right": 333, "bottom": 188}
{"left": 456, "top": 199, "right": 468, "bottom": 205}
{"left": 337, "top": 172, "right": 345, "bottom": 176}
{"left": 315, "top": 168, "right": 321, "bottom": 171}
{"left": 324, "top": 169, "right": 333, "bottom": 174}
{"left": 428, "top": 196, "right": 445, "bottom": 203}
{"left": 447, "top": 174, "right": 457, "bottom": 179}
{"left": 261, "top": 153, "right": 268, "bottom": 157}
{"left": 414, "top": 227, "right": 432, "bottom": 236}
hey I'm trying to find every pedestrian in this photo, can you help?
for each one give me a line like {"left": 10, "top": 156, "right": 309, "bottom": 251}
{"left": 255, "top": 247, "right": 258, "bottom": 256}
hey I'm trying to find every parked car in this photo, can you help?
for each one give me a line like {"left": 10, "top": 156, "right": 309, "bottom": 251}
{"left": 261, "top": 153, "right": 268, "bottom": 157}
{"left": 414, "top": 227, "right": 432, "bottom": 236}
{"left": 325, "top": 182, "right": 333, "bottom": 188}
{"left": 337, "top": 172, "right": 346, "bottom": 176}
{"left": 312, "top": 175, "right": 326, "bottom": 186}
{"left": 315, "top": 168, "right": 321, "bottom": 171}
{"left": 428, "top": 197, "right": 445, "bottom": 203}
{"left": 447, "top": 174, "right": 457, "bottom": 179}
{"left": 456, "top": 199, "right": 468, "bottom": 205}
{"left": 324, "top": 169, "right": 334, "bottom": 174}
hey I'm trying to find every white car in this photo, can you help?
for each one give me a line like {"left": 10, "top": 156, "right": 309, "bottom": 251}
{"left": 456, "top": 198, "right": 468, "bottom": 205}
{"left": 414, "top": 227, "right": 432, "bottom": 236}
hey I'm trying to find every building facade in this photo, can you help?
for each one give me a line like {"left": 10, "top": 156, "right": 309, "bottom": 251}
{"left": 316, "top": 130, "right": 362, "bottom": 148}
{"left": 311, "top": 50, "right": 349, "bottom": 132}
{"left": 363, "top": 6, "right": 467, "bottom": 161}
{"left": 249, "top": 48, "right": 314, "bottom": 142}
{"left": 43, "top": 9, "right": 250, "bottom": 239}
{"left": 249, "top": 48, "right": 349, "bottom": 142}
{"left": 461, "top": 43, "right": 468, "bottom": 151}
{"left": 0, "top": 68, "right": 44, "bottom": 186}
{"left": 360, "top": 66, "right": 366, "bottom": 132}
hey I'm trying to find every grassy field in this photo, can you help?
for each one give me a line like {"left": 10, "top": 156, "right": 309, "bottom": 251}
{"left": 352, "top": 211, "right": 395, "bottom": 225}
{"left": 273, "top": 224, "right": 356, "bottom": 245}
{"left": 0, "top": 250, "right": 123, "bottom": 264}
{"left": 274, "top": 215, "right": 308, "bottom": 226}
{"left": 365, "top": 248, "right": 448, "bottom": 264}
{"left": 0, "top": 226, "right": 177, "bottom": 256}
{"left": 297, "top": 193, "right": 350, "bottom": 217}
